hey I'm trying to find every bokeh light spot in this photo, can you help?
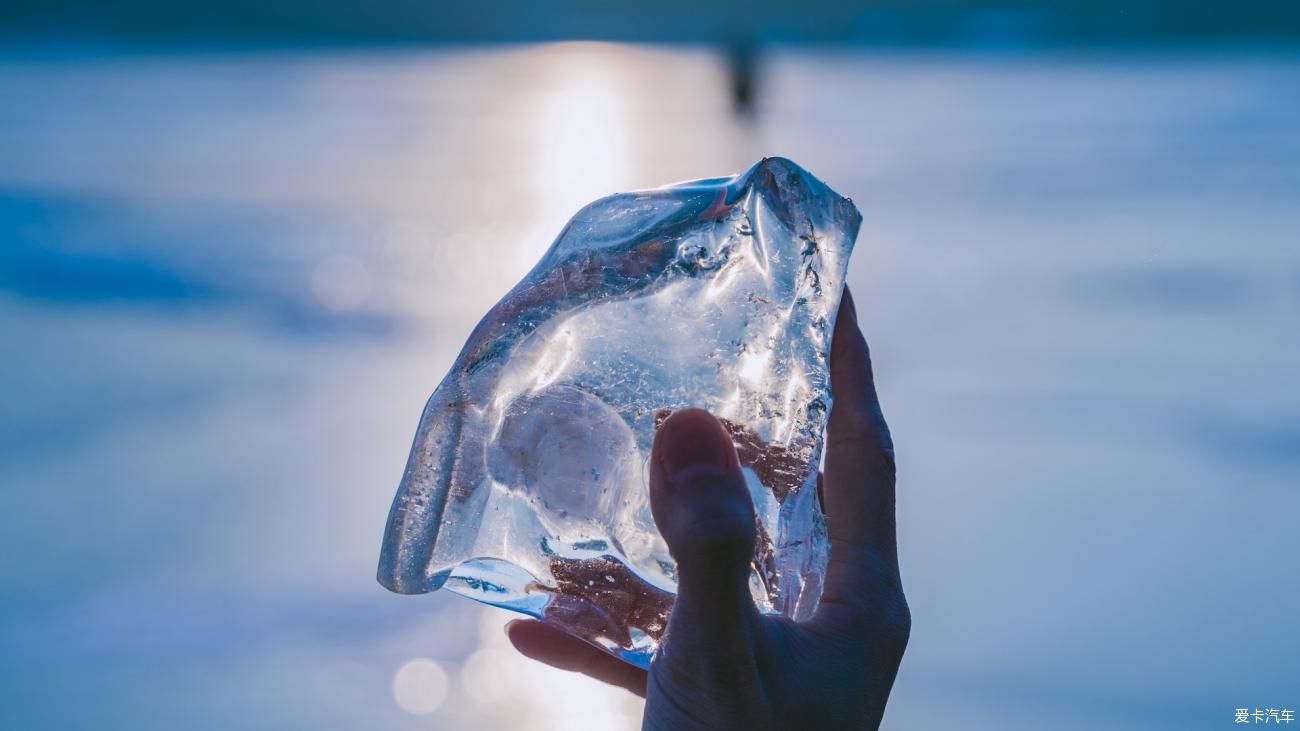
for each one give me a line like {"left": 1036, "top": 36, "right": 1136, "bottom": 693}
{"left": 392, "top": 658, "right": 448, "bottom": 716}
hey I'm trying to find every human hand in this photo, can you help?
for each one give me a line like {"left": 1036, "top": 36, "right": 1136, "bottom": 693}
{"left": 507, "top": 288, "right": 909, "bottom": 730}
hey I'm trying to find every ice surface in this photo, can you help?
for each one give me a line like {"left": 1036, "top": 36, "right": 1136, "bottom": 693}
{"left": 378, "top": 157, "right": 860, "bottom": 667}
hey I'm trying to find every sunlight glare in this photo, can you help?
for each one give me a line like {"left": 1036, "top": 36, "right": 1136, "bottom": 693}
{"left": 531, "top": 45, "right": 634, "bottom": 253}
{"left": 462, "top": 608, "right": 642, "bottom": 730}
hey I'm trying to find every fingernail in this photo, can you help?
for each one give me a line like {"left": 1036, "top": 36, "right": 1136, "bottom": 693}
{"left": 656, "top": 409, "right": 735, "bottom": 479}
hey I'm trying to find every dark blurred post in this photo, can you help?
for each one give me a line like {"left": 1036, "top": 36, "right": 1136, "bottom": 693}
{"left": 726, "top": 36, "right": 760, "bottom": 120}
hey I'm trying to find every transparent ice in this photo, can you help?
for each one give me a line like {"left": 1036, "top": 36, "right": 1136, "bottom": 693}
{"left": 378, "top": 157, "right": 860, "bottom": 668}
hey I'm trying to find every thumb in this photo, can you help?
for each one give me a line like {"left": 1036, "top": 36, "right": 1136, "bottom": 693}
{"left": 650, "top": 409, "right": 759, "bottom": 649}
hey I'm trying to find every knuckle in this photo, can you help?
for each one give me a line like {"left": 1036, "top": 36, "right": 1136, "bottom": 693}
{"left": 819, "top": 546, "right": 910, "bottom": 660}
{"left": 841, "top": 590, "right": 909, "bottom": 663}
{"left": 876, "top": 592, "right": 911, "bottom": 659}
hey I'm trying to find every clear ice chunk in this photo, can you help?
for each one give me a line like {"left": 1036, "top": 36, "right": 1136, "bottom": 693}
{"left": 378, "top": 157, "right": 860, "bottom": 667}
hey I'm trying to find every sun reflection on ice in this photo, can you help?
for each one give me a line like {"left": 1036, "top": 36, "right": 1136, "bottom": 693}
{"left": 737, "top": 348, "right": 771, "bottom": 386}
{"left": 530, "top": 325, "right": 578, "bottom": 390}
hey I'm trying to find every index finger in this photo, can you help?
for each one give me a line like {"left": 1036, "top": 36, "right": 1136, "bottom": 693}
{"left": 817, "top": 286, "right": 901, "bottom": 613}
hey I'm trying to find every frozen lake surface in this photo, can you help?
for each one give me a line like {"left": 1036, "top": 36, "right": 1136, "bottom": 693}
{"left": 1, "top": 44, "right": 1298, "bottom": 729}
